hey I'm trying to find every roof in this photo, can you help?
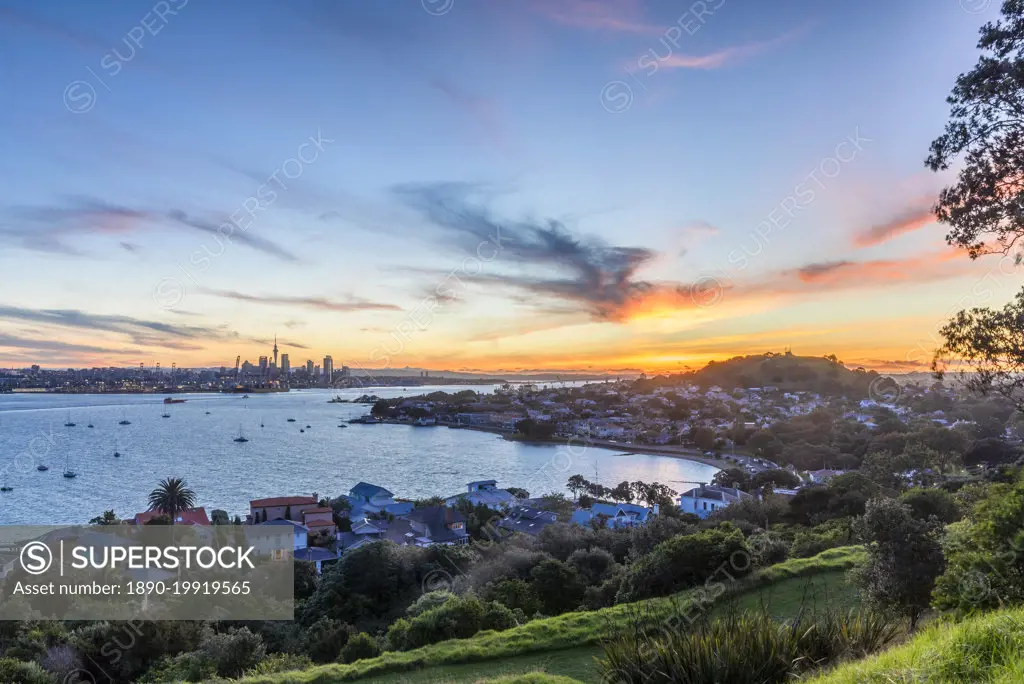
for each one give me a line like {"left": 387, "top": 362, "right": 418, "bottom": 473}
{"left": 350, "top": 482, "right": 394, "bottom": 499}
{"left": 407, "top": 505, "right": 468, "bottom": 541}
{"left": 134, "top": 507, "right": 210, "bottom": 526}
{"left": 305, "top": 519, "right": 337, "bottom": 528}
{"left": 468, "top": 479, "right": 497, "bottom": 487}
{"left": 250, "top": 496, "right": 317, "bottom": 508}
{"left": 679, "top": 485, "right": 749, "bottom": 503}
{"left": 260, "top": 519, "right": 308, "bottom": 531}
{"left": 302, "top": 507, "right": 333, "bottom": 515}
{"left": 294, "top": 546, "right": 338, "bottom": 563}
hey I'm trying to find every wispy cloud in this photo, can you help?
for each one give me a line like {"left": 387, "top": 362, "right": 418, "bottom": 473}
{"left": 852, "top": 201, "right": 937, "bottom": 247}
{"left": 0, "top": 197, "right": 299, "bottom": 262}
{"left": 199, "top": 288, "right": 401, "bottom": 313}
{"left": 0, "top": 333, "right": 139, "bottom": 356}
{"left": 533, "top": 0, "right": 661, "bottom": 35}
{"left": 657, "top": 28, "right": 807, "bottom": 70}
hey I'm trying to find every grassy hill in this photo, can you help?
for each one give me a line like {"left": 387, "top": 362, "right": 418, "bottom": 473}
{"left": 805, "top": 606, "right": 1024, "bottom": 683}
{"left": 689, "top": 353, "right": 895, "bottom": 397}
{"left": 233, "top": 547, "right": 864, "bottom": 684}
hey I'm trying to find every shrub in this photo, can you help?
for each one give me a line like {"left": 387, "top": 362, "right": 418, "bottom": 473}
{"left": 567, "top": 547, "right": 618, "bottom": 585}
{"left": 387, "top": 594, "right": 517, "bottom": 651}
{"left": 340, "top": 632, "right": 380, "bottom": 664}
{"left": 482, "top": 578, "right": 542, "bottom": 616}
{"left": 0, "top": 658, "right": 56, "bottom": 684}
{"left": 531, "top": 559, "right": 586, "bottom": 615}
{"left": 900, "top": 487, "right": 961, "bottom": 524}
{"left": 302, "top": 617, "right": 351, "bottom": 664}
{"left": 599, "top": 610, "right": 901, "bottom": 684}
{"left": 791, "top": 526, "right": 846, "bottom": 559}
{"left": 616, "top": 526, "right": 750, "bottom": 603}
{"left": 243, "top": 652, "right": 313, "bottom": 676}
{"left": 140, "top": 651, "right": 216, "bottom": 683}
{"left": 746, "top": 531, "right": 789, "bottom": 567}
{"left": 198, "top": 627, "right": 266, "bottom": 678}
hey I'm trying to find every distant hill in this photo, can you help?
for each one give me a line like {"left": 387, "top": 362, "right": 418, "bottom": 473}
{"left": 689, "top": 353, "right": 894, "bottom": 398}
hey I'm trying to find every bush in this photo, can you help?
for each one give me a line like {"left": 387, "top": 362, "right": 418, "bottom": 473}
{"left": 198, "top": 627, "right": 266, "bottom": 678}
{"left": 900, "top": 487, "right": 961, "bottom": 523}
{"left": 387, "top": 594, "right": 518, "bottom": 651}
{"left": 530, "top": 560, "right": 586, "bottom": 615}
{"left": 302, "top": 617, "right": 351, "bottom": 664}
{"left": 0, "top": 658, "right": 56, "bottom": 684}
{"left": 567, "top": 547, "right": 617, "bottom": 585}
{"left": 791, "top": 525, "right": 846, "bottom": 559}
{"left": 140, "top": 651, "right": 216, "bottom": 683}
{"left": 483, "top": 578, "right": 542, "bottom": 616}
{"left": 243, "top": 652, "right": 313, "bottom": 676}
{"left": 340, "top": 632, "right": 380, "bottom": 664}
{"left": 616, "top": 526, "right": 750, "bottom": 603}
{"left": 747, "top": 531, "right": 789, "bottom": 567}
{"left": 599, "top": 610, "right": 901, "bottom": 684}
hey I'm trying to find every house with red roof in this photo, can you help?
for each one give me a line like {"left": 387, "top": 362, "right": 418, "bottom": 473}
{"left": 248, "top": 495, "right": 319, "bottom": 524}
{"left": 134, "top": 507, "right": 211, "bottom": 526}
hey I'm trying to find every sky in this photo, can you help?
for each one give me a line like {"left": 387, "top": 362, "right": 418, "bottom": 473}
{"left": 0, "top": 0, "right": 1015, "bottom": 375}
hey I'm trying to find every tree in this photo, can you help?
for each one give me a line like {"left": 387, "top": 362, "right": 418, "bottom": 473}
{"left": 566, "top": 474, "right": 588, "bottom": 500}
{"left": 610, "top": 480, "right": 634, "bottom": 502}
{"left": 854, "top": 498, "right": 944, "bottom": 629}
{"left": 900, "top": 487, "right": 962, "bottom": 524}
{"left": 88, "top": 510, "right": 118, "bottom": 525}
{"left": 712, "top": 468, "right": 750, "bottom": 491}
{"left": 964, "top": 437, "right": 1021, "bottom": 466}
{"left": 530, "top": 559, "right": 585, "bottom": 615}
{"left": 340, "top": 632, "right": 379, "bottom": 664}
{"left": 147, "top": 477, "right": 197, "bottom": 524}
{"left": 505, "top": 487, "right": 529, "bottom": 499}
{"left": 750, "top": 469, "right": 800, "bottom": 491}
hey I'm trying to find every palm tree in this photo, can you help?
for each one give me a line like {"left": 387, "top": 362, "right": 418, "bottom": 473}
{"left": 148, "top": 477, "right": 197, "bottom": 524}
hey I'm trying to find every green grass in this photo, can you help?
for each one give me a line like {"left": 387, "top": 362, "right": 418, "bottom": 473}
{"left": 807, "top": 607, "right": 1024, "bottom": 683}
{"left": 233, "top": 546, "right": 864, "bottom": 684}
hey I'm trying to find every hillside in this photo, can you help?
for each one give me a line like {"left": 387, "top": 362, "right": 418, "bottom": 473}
{"left": 233, "top": 547, "right": 864, "bottom": 684}
{"left": 688, "top": 353, "right": 896, "bottom": 397}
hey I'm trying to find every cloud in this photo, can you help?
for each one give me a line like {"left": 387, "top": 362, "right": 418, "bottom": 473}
{"left": 250, "top": 337, "right": 311, "bottom": 350}
{"left": 778, "top": 248, "right": 970, "bottom": 290}
{"left": 0, "top": 333, "right": 139, "bottom": 356}
{"left": 199, "top": 288, "right": 401, "bottom": 313}
{"left": 0, "top": 305, "right": 234, "bottom": 348}
{"left": 853, "top": 202, "right": 937, "bottom": 247}
{"left": 657, "top": 28, "right": 806, "bottom": 70}
{"left": 394, "top": 182, "right": 709, "bottom": 321}
{"left": 0, "top": 197, "right": 299, "bottom": 262}
{"left": 791, "top": 260, "right": 855, "bottom": 282}
{"left": 533, "top": 0, "right": 661, "bottom": 34}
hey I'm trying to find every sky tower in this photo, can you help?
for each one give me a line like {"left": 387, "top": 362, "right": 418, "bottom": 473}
{"left": 273, "top": 334, "right": 279, "bottom": 367}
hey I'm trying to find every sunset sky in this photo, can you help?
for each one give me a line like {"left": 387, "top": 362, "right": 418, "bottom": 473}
{"left": 0, "top": 0, "right": 1015, "bottom": 375}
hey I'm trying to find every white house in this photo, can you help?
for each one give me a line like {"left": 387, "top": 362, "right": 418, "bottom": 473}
{"left": 678, "top": 485, "right": 750, "bottom": 518}
{"left": 445, "top": 480, "right": 516, "bottom": 510}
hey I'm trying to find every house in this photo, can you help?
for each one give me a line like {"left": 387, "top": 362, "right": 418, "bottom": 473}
{"left": 807, "top": 469, "right": 845, "bottom": 484}
{"left": 340, "top": 482, "right": 413, "bottom": 518}
{"left": 301, "top": 507, "right": 338, "bottom": 539}
{"left": 255, "top": 519, "right": 308, "bottom": 560}
{"left": 678, "top": 485, "right": 750, "bottom": 518}
{"left": 571, "top": 502, "right": 656, "bottom": 529}
{"left": 134, "top": 507, "right": 211, "bottom": 526}
{"left": 445, "top": 480, "right": 516, "bottom": 510}
{"left": 294, "top": 546, "right": 341, "bottom": 574}
{"left": 405, "top": 505, "right": 469, "bottom": 546}
{"left": 497, "top": 506, "right": 559, "bottom": 536}
{"left": 248, "top": 495, "right": 318, "bottom": 524}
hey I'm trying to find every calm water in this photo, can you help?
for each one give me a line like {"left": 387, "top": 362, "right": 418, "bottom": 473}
{"left": 0, "top": 387, "right": 719, "bottom": 524}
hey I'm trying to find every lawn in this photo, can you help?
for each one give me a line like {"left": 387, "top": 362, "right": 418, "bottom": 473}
{"left": 235, "top": 547, "right": 864, "bottom": 684}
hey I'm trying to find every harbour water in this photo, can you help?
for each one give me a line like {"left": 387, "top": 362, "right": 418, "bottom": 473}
{"left": 0, "top": 387, "right": 719, "bottom": 524}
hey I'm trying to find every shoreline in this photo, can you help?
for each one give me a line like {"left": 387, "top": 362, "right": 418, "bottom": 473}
{"left": 380, "top": 419, "right": 733, "bottom": 471}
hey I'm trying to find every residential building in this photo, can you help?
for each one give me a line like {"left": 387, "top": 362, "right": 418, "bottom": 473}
{"left": 294, "top": 546, "right": 340, "bottom": 574}
{"left": 256, "top": 518, "right": 308, "bottom": 559}
{"left": 571, "top": 502, "right": 655, "bottom": 529}
{"left": 807, "top": 469, "right": 845, "bottom": 484}
{"left": 678, "top": 485, "right": 750, "bottom": 518}
{"left": 405, "top": 505, "right": 469, "bottom": 546}
{"left": 497, "top": 506, "right": 559, "bottom": 536}
{"left": 445, "top": 480, "right": 516, "bottom": 510}
{"left": 341, "top": 482, "right": 414, "bottom": 518}
{"left": 134, "top": 507, "right": 210, "bottom": 526}
{"left": 248, "top": 495, "right": 319, "bottom": 524}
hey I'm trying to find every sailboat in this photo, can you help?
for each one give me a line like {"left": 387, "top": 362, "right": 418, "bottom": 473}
{"left": 114, "top": 451, "right": 120, "bottom": 458}
{"left": 64, "top": 411, "right": 76, "bottom": 427}
{"left": 0, "top": 474, "right": 12, "bottom": 492}
{"left": 260, "top": 416, "right": 265, "bottom": 428}
{"left": 63, "top": 454, "right": 77, "bottom": 479}
{"left": 37, "top": 464, "right": 49, "bottom": 471}
{"left": 87, "top": 421, "right": 94, "bottom": 428}
{"left": 161, "top": 411, "right": 171, "bottom": 418}
{"left": 119, "top": 410, "right": 131, "bottom": 425}
{"left": 234, "top": 425, "right": 249, "bottom": 443}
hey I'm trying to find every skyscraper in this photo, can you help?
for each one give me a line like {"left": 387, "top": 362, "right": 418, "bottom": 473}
{"left": 259, "top": 356, "right": 268, "bottom": 374}
{"left": 323, "top": 356, "right": 334, "bottom": 385}
{"left": 306, "top": 360, "right": 314, "bottom": 377}
{"left": 280, "top": 354, "right": 290, "bottom": 375}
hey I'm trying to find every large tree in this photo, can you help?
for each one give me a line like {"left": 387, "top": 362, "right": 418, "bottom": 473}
{"left": 147, "top": 477, "right": 197, "bottom": 524}
{"left": 929, "top": 1, "right": 1024, "bottom": 408}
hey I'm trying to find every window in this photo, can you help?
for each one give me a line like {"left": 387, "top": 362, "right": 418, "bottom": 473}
{"left": 702, "top": 502, "right": 707, "bottom": 510}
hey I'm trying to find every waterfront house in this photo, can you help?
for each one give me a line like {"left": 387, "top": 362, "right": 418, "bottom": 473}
{"left": 134, "top": 507, "right": 211, "bottom": 526}
{"left": 294, "top": 546, "right": 340, "bottom": 574}
{"left": 248, "top": 495, "right": 319, "bottom": 524}
{"left": 497, "top": 506, "right": 559, "bottom": 536}
{"left": 444, "top": 480, "right": 516, "bottom": 510}
{"left": 571, "top": 502, "right": 655, "bottom": 529}
{"left": 406, "top": 505, "right": 469, "bottom": 546}
{"left": 255, "top": 519, "right": 308, "bottom": 560}
{"left": 678, "top": 485, "right": 750, "bottom": 518}
{"left": 301, "top": 507, "right": 338, "bottom": 540}
{"left": 340, "top": 482, "right": 414, "bottom": 518}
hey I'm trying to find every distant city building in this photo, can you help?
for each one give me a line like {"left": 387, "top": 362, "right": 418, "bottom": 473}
{"left": 280, "top": 354, "right": 290, "bottom": 375}
{"left": 259, "top": 356, "right": 269, "bottom": 374}
{"left": 306, "top": 360, "right": 314, "bottom": 376}
{"left": 340, "top": 365, "right": 350, "bottom": 378}
{"left": 273, "top": 335, "right": 279, "bottom": 367}
{"left": 323, "top": 356, "right": 334, "bottom": 385}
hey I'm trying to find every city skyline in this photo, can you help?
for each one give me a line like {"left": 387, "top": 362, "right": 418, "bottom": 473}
{"left": 0, "top": 0, "right": 1009, "bottom": 375}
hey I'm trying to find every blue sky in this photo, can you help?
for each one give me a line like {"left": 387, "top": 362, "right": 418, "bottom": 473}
{"left": 0, "top": 0, "right": 1011, "bottom": 373}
